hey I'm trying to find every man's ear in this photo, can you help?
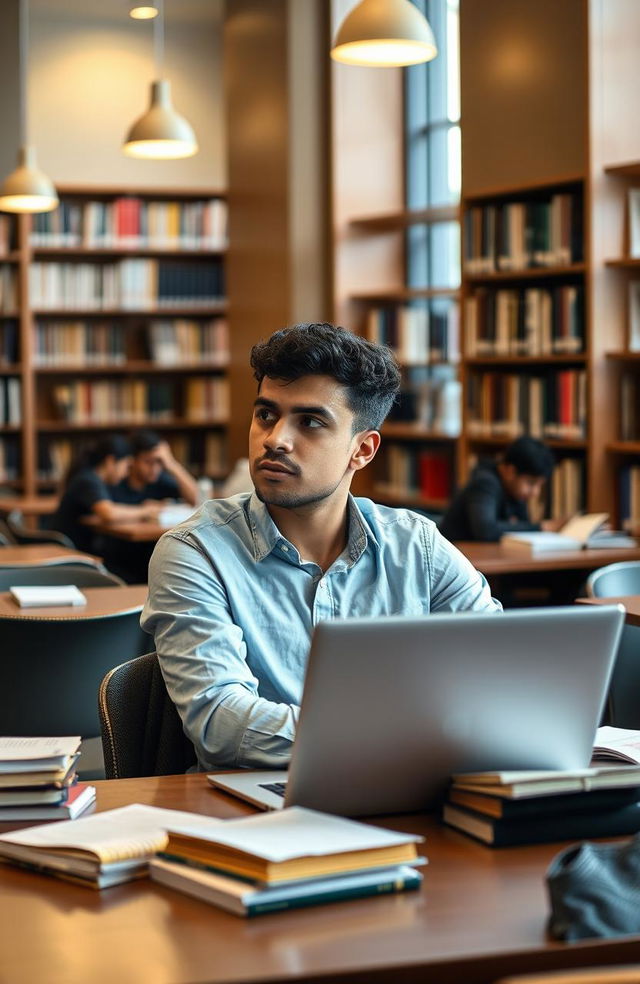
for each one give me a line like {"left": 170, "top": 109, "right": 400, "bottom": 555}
{"left": 349, "top": 430, "right": 381, "bottom": 472}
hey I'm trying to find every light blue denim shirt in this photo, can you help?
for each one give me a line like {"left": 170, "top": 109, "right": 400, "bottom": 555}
{"left": 141, "top": 492, "right": 501, "bottom": 771}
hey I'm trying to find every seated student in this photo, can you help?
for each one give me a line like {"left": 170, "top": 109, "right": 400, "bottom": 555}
{"left": 438, "top": 436, "right": 556, "bottom": 543}
{"left": 111, "top": 430, "right": 199, "bottom": 508}
{"left": 51, "top": 435, "right": 163, "bottom": 554}
{"left": 142, "top": 323, "right": 501, "bottom": 772}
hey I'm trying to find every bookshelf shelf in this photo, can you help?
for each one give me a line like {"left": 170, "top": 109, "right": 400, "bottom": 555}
{"left": 605, "top": 259, "right": 640, "bottom": 270}
{"left": 371, "top": 485, "right": 449, "bottom": 511}
{"left": 34, "top": 362, "right": 228, "bottom": 375}
{"left": 381, "top": 423, "right": 458, "bottom": 442}
{"left": 0, "top": 253, "right": 21, "bottom": 264}
{"left": 465, "top": 355, "right": 586, "bottom": 366}
{"left": 606, "top": 351, "right": 640, "bottom": 361}
{"left": 32, "top": 306, "right": 228, "bottom": 318}
{"left": 349, "top": 205, "right": 459, "bottom": 231}
{"left": 607, "top": 441, "right": 640, "bottom": 455}
{"left": 0, "top": 364, "right": 22, "bottom": 374}
{"left": 464, "top": 264, "right": 585, "bottom": 284}
{"left": 37, "top": 418, "right": 229, "bottom": 432}
{"left": 350, "top": 287, "right": 459, "bottom": 303}
{"left": 466, "top": 435, "right": 588, "bottom": 450}
{"left": 32, "top": 248, "right": 227, "bottom": 260}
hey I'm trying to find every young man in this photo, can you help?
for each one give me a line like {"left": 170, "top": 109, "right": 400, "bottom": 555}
{"left": 439, "top": 436, "right": 556, "bottom": 543}
{"left": 142, "top": 323, "right": 501, "bottom": 771}
{"left": 111, "top": 430, "right": 199, "bottom": 508}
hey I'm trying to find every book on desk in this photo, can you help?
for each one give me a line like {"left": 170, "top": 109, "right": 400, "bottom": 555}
{"left": 500, "top": 512, "right": 636, "bottom": 554}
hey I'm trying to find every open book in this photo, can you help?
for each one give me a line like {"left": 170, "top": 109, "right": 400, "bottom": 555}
{"left": 10, "top": 585, "right": 87, "bottom": 608}
{"left": 592, "top": 726, "right": 640, "bottom": 765}
{"left": 500, "top": 512, "right": 624, "bottom": 554}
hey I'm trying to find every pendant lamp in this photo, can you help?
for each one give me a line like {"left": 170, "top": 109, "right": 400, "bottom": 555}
{"left": 331, "top": 0, "right": 438, "bottom": 67}
{"left": 123, "top": 0, "right": 198, "bottom": 159}
{"left": 0, "top": 0, "right": 58, "bottom": 213}
{"left": 129, "top": 2, "right": 158, "bottom": 19}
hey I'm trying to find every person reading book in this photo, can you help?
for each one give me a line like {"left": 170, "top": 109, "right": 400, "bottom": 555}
{"left": 142, "top": 323, "right": 501, "bottom": 772}
{"left": 439, "top": 436, "right": 557, "bottom": 542}
{"left": 50, "top": 435, "right": 164, "bottom": 555}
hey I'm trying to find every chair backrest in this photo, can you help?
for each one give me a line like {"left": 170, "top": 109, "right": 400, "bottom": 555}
{"left": 0, "top": 531, "right": 11, "bottom": 547}
{"left": 6, "top": 509, "right": 75, "bottom": 549}
{"left": 0, "top": 564, "right": 124, "bottom": 589}
{"left": 495, "top": 968, "right": 640, "bottom": 984}
{"left": 0, "top": 611, "right": 149, "bottom": 740}
{"left": 99, "top": 652, "right": 197, "bottom": 779}
{"left": 586, "top": 561, "right": 640, "bottom": 598}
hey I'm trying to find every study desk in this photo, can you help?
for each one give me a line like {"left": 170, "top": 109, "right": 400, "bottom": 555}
{"left": 456, "top": 541, "right": 640, "bottom": 576}
{"left": 0, "top": 584, "right": 148, "bottom": 619}
{"left": 0, "top": 494, "right": 59, "bottom": 517}
{"left": 1, "top": 774, "right": 639, "bottom": 984}
{"left": 578, "top": 596, "right": 640, "bottom": 628}
{"left": 87, "top": 517, "right": 168, "bottom": 542}
{"left": 0, "top": 543, "right": 103, "bottom": 566}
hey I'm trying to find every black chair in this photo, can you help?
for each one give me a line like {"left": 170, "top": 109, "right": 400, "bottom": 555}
{"left": 99, "top": 652, "right": 197, "bottom": 779}
{"left": 0, "top": 610, "right": 150, "bottom": 779}
{"left": 5, "top": 509, "right": 75, "bottom": 549}
{"left": 0, "top": 564, "right": 124, "bottom": 589}
{"left": 586, "top": 561, "right": 640, "bottom": 728}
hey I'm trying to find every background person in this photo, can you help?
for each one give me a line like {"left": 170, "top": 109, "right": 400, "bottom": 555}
{"left": 439, "top": 436, "right": 557, "bottom": 543}
{"left": 111, "top": 430, "right": 199, "bottom": 508}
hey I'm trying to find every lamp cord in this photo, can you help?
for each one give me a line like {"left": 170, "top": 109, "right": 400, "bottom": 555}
{"left": 19, "top": 0, "right": 28, "bottom": 146}
{"left": 154, "top": 0, "right": 165, "bottom": 78}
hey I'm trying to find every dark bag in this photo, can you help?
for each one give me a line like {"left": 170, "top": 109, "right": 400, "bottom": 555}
{"left": 547, "top": 834, "right": 640, "bottom": 941}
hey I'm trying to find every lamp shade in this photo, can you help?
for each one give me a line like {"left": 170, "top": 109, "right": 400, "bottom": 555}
{"left": 122, "top": 80, "right": 198, "bottom": 159}
{"left": 129, "top": 3, "right": 158, "bottom": 18}
{"left": 331, "top": 0, "right": 438, "bottom": 67}
{"left": 0, "top": 145, "right": 58, "bottom": 213}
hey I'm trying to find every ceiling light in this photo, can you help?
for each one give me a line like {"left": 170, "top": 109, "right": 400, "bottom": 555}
{"left": 129, "top": 3, "right": 158, "bottom": 18}
{"left": 331, "top": 0, "right": 438, "bottom": 68}
{"left": 0, "top": 0, "right": 58, "bottom": 213}
{"left": 123, "top": 0, "right": 198, "bottom": 160}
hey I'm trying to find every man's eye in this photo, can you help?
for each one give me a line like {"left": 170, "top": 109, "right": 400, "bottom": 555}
{"left": 301, "top": 416, "right": 323, "bottom": 429}
{"left": 255, "top": 408, "right": 274, "bottom": 422}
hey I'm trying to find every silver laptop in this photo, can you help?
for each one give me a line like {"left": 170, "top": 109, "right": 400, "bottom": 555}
{"left": 209, "top": 605, "right": 624, "bottom": 816}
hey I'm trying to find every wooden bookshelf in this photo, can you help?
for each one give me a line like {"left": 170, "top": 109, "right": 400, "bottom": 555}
{"left": 0, "top": 186, "right": 231, "bottom": 495}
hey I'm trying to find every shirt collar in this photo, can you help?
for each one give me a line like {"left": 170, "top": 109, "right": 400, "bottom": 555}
{"left": 246, "top": 492, "right": 380, "bottom": 566}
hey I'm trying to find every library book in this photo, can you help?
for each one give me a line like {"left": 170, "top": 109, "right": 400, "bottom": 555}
{"left": 500, "top": 512, "right": 617, "bottom": 554}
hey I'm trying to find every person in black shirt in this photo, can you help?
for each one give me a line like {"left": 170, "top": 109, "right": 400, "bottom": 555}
{"left": 439, "top": 436, "right": 556, "bottom": 542}
{"left": 110, "top": 430, "right": 198, "bottom": 508}
{"left": 51, "top": 435, "right": 163, "bottom": 555}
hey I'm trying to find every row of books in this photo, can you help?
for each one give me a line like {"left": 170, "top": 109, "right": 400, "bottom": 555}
{"left": 376, "top": 446, "right": 452, "bottom": 503}
{"left": 0, "top": 435, "right": 20, "bottom": 480}
{"left": 387, "top": 376, "right": 462, "bottom": 436}
{"left": 620, "top": 465, "right": 640, "bottom": 531}
{"left": 0, "top": 737, "right": 95, "bottom": 823}
{"left": 443, "top": 728, "right": 640, "bottom": 847}
{"left": 30, "top": 197, "right": 228, "bottom": 250}
{"left": 0, "top": 322, "right": 19, "bottom": 364}
{"left": 621, "top": 373, "right": 640, "bottom": 441}
{"left": 547, "top": 456, "right": 585, "bottom": 520}
{"left": 465, "top": 285, "right": 584, "bottom": 357}
{"left": 0, "top": 796, "right": 423, "bottom": 913}
{"left": 466, "top": 369, "right": 587, "bottom": 440}
{"left": 29, "top": 260, "right": 225, "bottom": 310}
{"left": 48, "top": 377, "right": 230, "bottom": 424}
{"left": 36, "top": 430, "right": 228, "bottom": 483}
{"left": 366, "top": 303, "right": 460, "bottom": 365}
{"left": 0, "top": 215, "right": 16, "bottom": 256}
{"left": 32, "top": 318, "right": 230, "bottom": 367}
{"left": 0, "top": 267, "right": 17, "bottom": 314}
{"left": 463, "top": 192, "right": 583, "bottom": 274}
{"left": 0, "top": 378, "right": 21, "bottom": 426}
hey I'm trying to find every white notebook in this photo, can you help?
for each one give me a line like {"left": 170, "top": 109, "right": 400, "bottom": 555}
{"left": 10, "top": 585, "right": 87, "bottom": 608}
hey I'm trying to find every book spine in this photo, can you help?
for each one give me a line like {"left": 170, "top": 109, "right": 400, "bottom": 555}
{"left": 246, "top": 869, "right": 422, "bottom": 917}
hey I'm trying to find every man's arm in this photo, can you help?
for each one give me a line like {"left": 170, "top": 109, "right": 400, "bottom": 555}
{"left": 141, "top": 534, "right": 299, "bottom": 770}
{"left": 465, "top": 478, "right": 540, "bottom": 541}
{"left": 154, "top": 441, "right": 199, "bottom": 506}
{"left": 428, "top": 523, "right": 502, "bottom": 613}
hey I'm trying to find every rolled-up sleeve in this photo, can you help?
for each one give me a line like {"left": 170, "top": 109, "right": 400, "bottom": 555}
{"left": 141, "top": 533, "right": 299, "bottom": 770}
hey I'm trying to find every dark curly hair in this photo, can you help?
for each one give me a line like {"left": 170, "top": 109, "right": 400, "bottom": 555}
{"left": 250, "top": 323, "right": 401, "bottom": 431}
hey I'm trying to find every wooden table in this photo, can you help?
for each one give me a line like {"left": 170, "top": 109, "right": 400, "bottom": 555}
{"left": 456, "top": 541, "right": 640, "bottom": 576}
{"left": 0, "top": 494, "right": 59, "bottom": 517}
{"left": 1, "top": 774, "right": 639, "bottom": 984}
{"left": 0, "top": 584, "right": 148, "bottom": 619}
{"left": 578, "top": 595, "right": 640, "bottom": 628}
{"left": 0, "top": 544, "right": 103, "bottom": 566}
{"left": 89, "top": 519, "right": 168, "bottom": 542}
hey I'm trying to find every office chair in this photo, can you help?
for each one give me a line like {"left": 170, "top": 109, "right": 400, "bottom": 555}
{"left": 99, "top": 652, "right": 197, "bottom": 779}
{"left": 586, "top": 560, "right": 640, "bottom": 728}
{"left": 0, "top": 610, "right": 150, "bottom": 780}
{"left": 586, "top": 561, "right": 640, "bottom": 598}
{"left": 5, "top": 509, "right": 75, "bottom": 549}
{"left": 0, "top": 531, "right": 11, "bottom": 547}
{"left": 0, "top": 564, "right": 124, "bottom": 589}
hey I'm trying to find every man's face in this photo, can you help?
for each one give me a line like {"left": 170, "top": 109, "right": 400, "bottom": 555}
{"left": 249, "top": 374, "right": 367, "bottom": 510}
{"left": 501, "top": 464, "right": 545, "bottom": 502}
{"left": 131, "top": 448, "right": 164, "bottom": 485}
{"left": 105, "top": 454, "right": 132, "bottom": 485}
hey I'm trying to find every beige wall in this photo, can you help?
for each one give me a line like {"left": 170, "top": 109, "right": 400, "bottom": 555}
{"left": 1, "top": 0, "right": 226, "bottom": 189}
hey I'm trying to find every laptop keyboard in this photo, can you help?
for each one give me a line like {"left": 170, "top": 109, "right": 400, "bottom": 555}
{"left": 259, "top": 782, "right": 288, "bottom": 797}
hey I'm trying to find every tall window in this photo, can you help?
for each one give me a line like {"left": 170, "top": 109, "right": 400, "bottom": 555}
{"left": 405, "top": 0, "right": 460, "bottom": 290}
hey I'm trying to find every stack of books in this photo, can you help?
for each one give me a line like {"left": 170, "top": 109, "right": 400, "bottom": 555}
{"left": 442, "top": 764, "right": 640, "bottom": 847}
{"left": 0, "top": 737, "right": 95, "bottom": 822}
{"left": 150, "top": 806, "right": 425, "bottom": 917}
